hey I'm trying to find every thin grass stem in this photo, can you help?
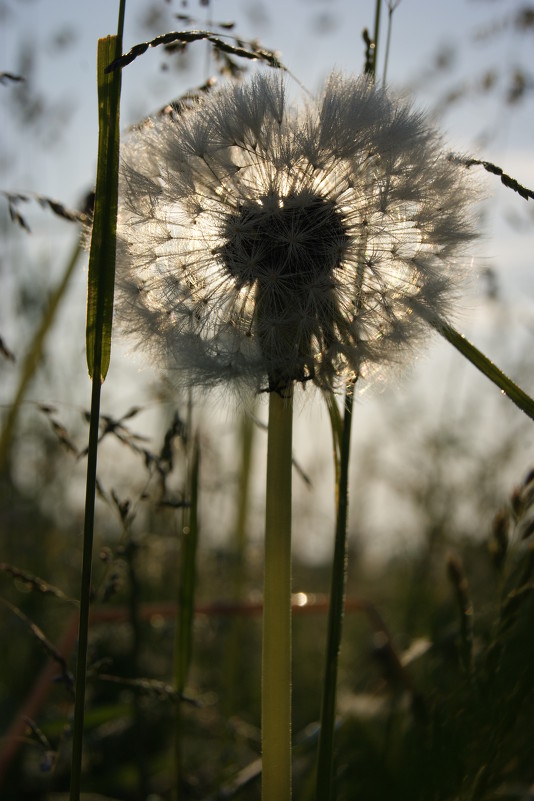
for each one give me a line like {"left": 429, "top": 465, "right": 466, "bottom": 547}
{"left": 262, "top": 386, "right": 293, "bottom": 801}
{"left": 173, "top": 433, "right": 200, "bottom": 800}
{"left": 315, "top": 382, "right": 355, "bottom": 801}
{"left": 69, "top": 362, "right": 102, "bottom": 801}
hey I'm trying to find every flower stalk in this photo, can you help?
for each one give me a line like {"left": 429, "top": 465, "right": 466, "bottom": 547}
{"left": 262, "top": 386, "right": 293, "bottom": 801}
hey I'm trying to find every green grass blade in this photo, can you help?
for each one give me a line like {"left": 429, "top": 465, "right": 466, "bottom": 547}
{"left": 175, "top": 436, "right": 200, "bottom": 693}
{"left": 435, "top": 321, "right": 534, "bottom": 422}
{"left": 70, "top": 15, "right": 123, "bottom": 799}
{"left": 0, "top": 237, "right": 82, "bottom": 473}
{"left": 86, "top": 34, "right": 121, "bottom": 382}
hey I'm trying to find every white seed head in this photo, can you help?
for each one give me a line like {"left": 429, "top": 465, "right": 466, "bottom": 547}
{"left": 116, "top": 71, "right": 478, "bottom": 394}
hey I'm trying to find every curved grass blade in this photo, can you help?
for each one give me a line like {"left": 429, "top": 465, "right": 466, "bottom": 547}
{"left": 435, "top": 320, "right": 534, "bottom": 422}
{"left": 0, "top": 238, "right": 82, "bottom": 473}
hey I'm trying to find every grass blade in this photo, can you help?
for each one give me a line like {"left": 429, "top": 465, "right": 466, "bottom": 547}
{"left": 0, "top": 238, "right": 82, "bottom": 473}
{"left": 70, "top": 12, "right": 123, "bottom": 799}
{"left": 435, "top": 320, "right": 534, "bottom": 422}
{"left": 86, "top": 35, "right": 122, "bottom": 382}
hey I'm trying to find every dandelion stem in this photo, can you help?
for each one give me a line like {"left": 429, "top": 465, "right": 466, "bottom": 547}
{"left": 262, "top": 386, "right": 293, "bottom": 801}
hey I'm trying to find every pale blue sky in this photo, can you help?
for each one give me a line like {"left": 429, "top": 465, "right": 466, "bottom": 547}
{"left": 2, "top": 0, "right": 533, "bottom": 201}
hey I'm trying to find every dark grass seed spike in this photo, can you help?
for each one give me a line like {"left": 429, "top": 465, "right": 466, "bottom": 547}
{"left": 1, "top": 599, "right": 75, "bottom": 697}
{"left": 0, "top": 563, "right": 74, "bottom": 603}
{"left": 451, "top": 155, "right": 534, "bottom": 201}
{"left": 0, "top": 72, "right": 25, "bottom": 85}
{"left": 105, "top": 29, "right": 282, "bottom": 73}
{"left": 2, "top": 191, "right": 89, "bottom": 233}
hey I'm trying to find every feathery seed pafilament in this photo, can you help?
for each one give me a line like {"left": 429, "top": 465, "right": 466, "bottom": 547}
{"left": 116, "top": 71, "right": 477, "bottom": 394}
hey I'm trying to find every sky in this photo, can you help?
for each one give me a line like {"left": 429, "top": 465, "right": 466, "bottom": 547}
{"left": 1, "top": 0, "right": 533, "bottom": 560}
{"left": 2, "top": 0, "right": 534, "bottom": 198}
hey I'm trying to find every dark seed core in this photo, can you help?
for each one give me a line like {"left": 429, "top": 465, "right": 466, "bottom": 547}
{"left": 218, "top": 193, "right": 349, "bottom": 391}
{"left": 219, "top": 193, "right": 348, "bottom": 291}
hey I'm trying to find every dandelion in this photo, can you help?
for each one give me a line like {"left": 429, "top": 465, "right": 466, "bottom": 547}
{"left": 116, "top": 72, "right": 477, "bottom": 397}
{"left": 115, "top": 70, "right": 478, "bottom": 801}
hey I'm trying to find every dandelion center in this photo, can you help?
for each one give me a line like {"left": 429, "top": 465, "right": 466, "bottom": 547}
{"left": 218, "top": 192, "right": 349, "bottom": 390}
{"left": 219, "top": 193, "right": 348, "bottom": 291}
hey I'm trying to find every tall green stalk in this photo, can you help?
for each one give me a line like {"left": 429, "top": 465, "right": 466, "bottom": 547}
{"left": 69, "top": 5, "right": 124, "bottom": 799}
{"left": 435, "top": 320, "right": 534, "bottom": 422}
{"left": 314, "top": 6, "right": 380, "bottom": 798}
{"left": 262, "top": 386, "right": 293, "bottom": 801}
{"left": 315, "top": 383, "right": 355, "bottom": 801}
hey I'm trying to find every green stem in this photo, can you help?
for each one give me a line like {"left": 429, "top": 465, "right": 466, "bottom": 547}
{"left": 70, "top": 5, "right": 125, "bottom": 796}
{"left": 69, "top": 366, "right": 102, "bottom": 801}
{"left": 435, "top": 320, "right": 534, "bottom": 422}
{"left": 316, "top": 382, "right": 355, "bottom": 801}
{"left": 262, "top": 387, "right": 293, "bottom": 801}
{"left": 174, "top": 426, "right": 200, "bottom": 800}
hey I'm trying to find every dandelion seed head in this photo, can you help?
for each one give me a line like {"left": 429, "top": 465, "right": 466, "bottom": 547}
{"left": 116, "top": 71, "right": 478, "bottom": 395}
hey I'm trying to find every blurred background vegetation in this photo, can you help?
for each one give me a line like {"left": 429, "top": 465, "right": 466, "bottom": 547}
{"left": 1, "top": 0, "right": 534, "bottom": 799}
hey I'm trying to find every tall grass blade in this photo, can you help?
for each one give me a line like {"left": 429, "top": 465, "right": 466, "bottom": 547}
{"left": 86, "top": 34, "right": 122, "bottom": 382}
{"left": 436, "top": 321, "right": 534, "bottom": 421}
{"left": 0, "top": 238, "right": 82, "bottom": 473}
{"left": 70, "top": 7, "right": 123, "bottom": 798}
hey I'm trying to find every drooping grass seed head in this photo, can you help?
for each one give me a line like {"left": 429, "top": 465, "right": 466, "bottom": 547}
{"left": 116, "top": 72, "right": 478, "bottom": 396}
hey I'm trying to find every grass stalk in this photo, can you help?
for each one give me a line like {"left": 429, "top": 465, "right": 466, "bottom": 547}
{"left": 173, "top": 433, "right": 200, "bottom": 799}
{"left": 69, "top": 5, "right": 124, "bottom": 796}
{"left": 69, "top": 362, "right": 102, "bottom": 801}
{"left": 315, "top": 382, "right": 355, "bottom": 801}
{"left": 435, "top": 320, "right": 534, "bottom": 421}
{"left": 224, "top": 410, "right": 256, "bottom": 714}
{"left": 262, "top": 386, "right": 293, "bottom": 801}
